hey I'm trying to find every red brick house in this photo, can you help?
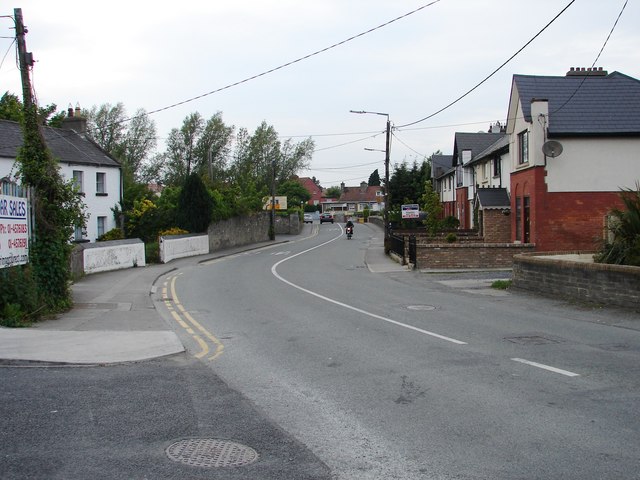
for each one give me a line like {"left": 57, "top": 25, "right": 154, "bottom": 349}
{"left": 506, "top": 68, "right": 640, "bottom": 251}
{"left": 296, "top": 176, "right": 324, "bottom": 207}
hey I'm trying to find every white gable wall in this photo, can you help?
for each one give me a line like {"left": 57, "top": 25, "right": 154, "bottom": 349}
{"left": 61, "top": 163, "right": 121, "bottom": 241}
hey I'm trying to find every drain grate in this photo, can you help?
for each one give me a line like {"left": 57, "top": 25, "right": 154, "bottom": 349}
{"left": 166, "top": 438, "right": 258, "bottom": 468}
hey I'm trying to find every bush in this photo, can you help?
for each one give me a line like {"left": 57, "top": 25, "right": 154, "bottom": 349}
{"left": 159, "top": 227, "right": 189, "bottom": 237}
{"left": 97, "top": 228, "right": 124, "bottom": 241}
{"left": 441, "top": 216, "right": 460, "bottom": 230}
{"left": 145, "top": 241, "right": 160, "bottom": 264}
{"left": 595, "top": 184, "right": 640, "bottom": 266}
{"left": 0, "top": 265, "right": 39, "bottom": 327}
{"left": 445, "top": 233, "right": 457, "bottom": 243}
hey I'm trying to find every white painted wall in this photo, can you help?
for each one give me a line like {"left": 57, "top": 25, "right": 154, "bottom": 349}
{"left": 61, "top": 163, "right": 121, "bottom": 241}
{"left": 159, "top": 234, "right": 209, "bottom": 263}
{"left": 545, "top": 137, "right": 640, "bottom": 192}
{"left": 83, "top": 240, "right": 145, "bottom": 274}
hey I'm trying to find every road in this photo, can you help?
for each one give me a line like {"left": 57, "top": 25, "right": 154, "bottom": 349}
{"left": 164, "top": 222, "right": 640, "bottom": 480}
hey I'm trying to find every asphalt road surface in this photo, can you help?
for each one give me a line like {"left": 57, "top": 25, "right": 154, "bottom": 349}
{"left": 163, "top": 222, "right": 640, "bottom": 479}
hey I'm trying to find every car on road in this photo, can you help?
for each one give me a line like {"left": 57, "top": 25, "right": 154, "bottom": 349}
{"left": 303, "top": 213, "right": 313, "bottom": 223}
{"left": 320, "top": 213, "right": 334, "bottom": 224}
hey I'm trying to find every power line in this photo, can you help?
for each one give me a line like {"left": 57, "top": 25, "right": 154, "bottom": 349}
{"left": 396, "top": 0, "right": 576, "bottom": 129}
{"left": 132, "top": 1, "right": 444, "bottom": 123}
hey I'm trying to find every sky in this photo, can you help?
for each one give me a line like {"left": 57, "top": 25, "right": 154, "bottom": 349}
{"left": 1, "top": 0, "right": 639, "bottom": 188}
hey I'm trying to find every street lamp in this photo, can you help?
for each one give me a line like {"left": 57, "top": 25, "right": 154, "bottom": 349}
{"left": 350, "top": 110, "right": 392, "bottom": 243}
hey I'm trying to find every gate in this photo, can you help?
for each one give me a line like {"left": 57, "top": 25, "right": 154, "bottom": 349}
{"left": 408, "top": 235, "right": 417, "bottom": 266}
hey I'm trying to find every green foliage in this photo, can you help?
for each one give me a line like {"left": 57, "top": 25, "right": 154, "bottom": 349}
{"left": 491, "top": 280, "right": 512, "bottom": 290}
{"left": 145, "top": 241, "right": 160, "bottom": 264}
{"left": 0, "top": 92, "right": 65, "bottom": 126}
{"left": 441, "top": 215, "right": 460, "bottom": 230}
{"left": 176, "top": 173, "right": 213, "bottom": 233}
{"left": 97, "top": 228, "right": 124, "bottom": 241}
{"left": 445, "top": 233, "right": 457, "bottom": 243}
{"left": 595, "top": 184, "right": 640, "bottom": 266}
{"left": 368, "top": 169, "right": 381, "bottom": 186}
{"left": 17, "top": 103, "right": 86, "bottom": 314}
{"left": 0, "top": 265, "right": 39, "bottom": 327}
{"left": 159, "top": 227, "right": 189, "bottom": 236}
{"left": 325, "top": 186, "right": 342, "bottom": 199}
{"left": 277, "top": 180, "right": 311, "bottom": 206}
{"left": 420, "top": 180, "right": 443, "bottom": 235}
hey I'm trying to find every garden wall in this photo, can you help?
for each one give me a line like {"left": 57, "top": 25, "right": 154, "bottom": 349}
{"left": 513, "top": 252, "right": 640, "bottom": 309}
{"left": 416, "top": 242, "right": 534, "bottom": 269}
{"left": 159, "top": 234, "right": 208, "bottom": 263}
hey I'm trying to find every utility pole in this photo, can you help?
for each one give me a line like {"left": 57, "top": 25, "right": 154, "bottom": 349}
{"left": 384, "top": 117, "right": 391, "bottom": 245}
{"left": 270, "top": 159, "right": 276, "bottom": 240}
{"left": 14, "top": 9, "right": 36, "bottom": 112}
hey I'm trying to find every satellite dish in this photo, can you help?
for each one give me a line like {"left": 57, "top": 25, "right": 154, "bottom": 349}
{"left": 542, "top": 140, "right": 563, "bottom": 158}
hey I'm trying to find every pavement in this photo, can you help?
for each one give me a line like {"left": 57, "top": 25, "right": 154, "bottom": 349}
{"left": 0, "top": 223, "right": 406, "bottom": 365}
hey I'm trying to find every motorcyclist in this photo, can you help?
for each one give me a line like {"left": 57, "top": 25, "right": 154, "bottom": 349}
{"left": 345, "top": 219, "right": 354, "bottom": 234}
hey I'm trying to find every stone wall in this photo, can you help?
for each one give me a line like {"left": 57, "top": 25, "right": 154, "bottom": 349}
{"left": 208, "top": 212, "right": 299, "bottom": 251}
{"left": 417, "top": 242, "right": 534, "bottom": 269}
{"left": 513, "top": 252, "right": 640, "bottom": 309}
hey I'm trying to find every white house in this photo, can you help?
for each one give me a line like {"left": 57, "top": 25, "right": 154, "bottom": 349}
{"left": 0, "top": 112, "right": 122, "bottom": 242}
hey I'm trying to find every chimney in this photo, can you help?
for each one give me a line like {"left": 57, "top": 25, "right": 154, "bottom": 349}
{"left": 489, "top": 121, "right": 503, "bottom": 133}
{"left": 61, "top": 102, "right": 87, "bottom": 133}
{"left": 360, "top": 181, "right": 368, "bottom": 193}
{"left": 566, "top": 66, "right": 607, "bottom": 77}
{"left": 340, "top": 182, "right": 345, "bottom": 192}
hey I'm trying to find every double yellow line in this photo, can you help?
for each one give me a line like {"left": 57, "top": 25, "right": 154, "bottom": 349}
{"left": 161, "top": 273, "right": 224, "bottom": 361}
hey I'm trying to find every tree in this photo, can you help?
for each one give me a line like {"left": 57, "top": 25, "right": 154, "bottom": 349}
{"left": 420, "top": 180, "right": 443, "bottom": 235}
{"left": 0, "top": 92, "right": 65, "bottom": 126}
{"left": 193, "top": 112, "right": 234, "bottom": 185}
{"left": 325, "top": 185, "right": 342, "bottom": 199}
{"left": 368, "top": 169, "right": 381, "bottom": 186}
{"left": 85, "top": 103, "right": 157, "bottom": 180}
{"left": 176, "top": 173, "right": 213, "bottom": 233}
{"left": 277, "top": 180, "right": 311, "bottom": 207}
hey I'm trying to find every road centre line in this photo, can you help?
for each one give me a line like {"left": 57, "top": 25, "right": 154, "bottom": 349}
{"left": 512, "top": 358, "right": 580, "bottom": 377}
{"left": 271, "top": 231, "right": 467, "bottom": 346}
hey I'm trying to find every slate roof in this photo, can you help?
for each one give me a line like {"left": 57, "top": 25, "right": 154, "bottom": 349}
{"left": 339, "top": 185, "right": 382, "bottom": 203}
{"left": 512, "top": 71, "right": 640, "bottom": 136}
{"left": 468, "top": 135, "right": 509, "bottom": 166}
{"left": 475, "top": 188, "right": 510, "bottom": 209}
{"left": 0, "top": 119, "right": 120, "bottom": 168}
{"left": 431, "top": 154, "right": 453, "bottom": 179}
{"left": 452, "top": 132, "right": 506, "bottom": 166}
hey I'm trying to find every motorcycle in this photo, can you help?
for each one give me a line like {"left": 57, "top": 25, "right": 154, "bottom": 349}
{"left": 345, "top": 225, "right": 353, "bottom": 240}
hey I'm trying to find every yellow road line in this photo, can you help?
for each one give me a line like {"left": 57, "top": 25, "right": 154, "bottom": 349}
{"left": 166, "top": 274, "right": 225, "bottom": 361}
{"left": 193, "top": 335, "right": 209, "bottom": 358}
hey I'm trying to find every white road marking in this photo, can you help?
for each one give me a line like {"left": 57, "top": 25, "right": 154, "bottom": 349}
{"left": 512, "top": 358, "right": 580, "bottom": 377}
{"left": 271, "top": 230, "right": 467, "bottom": 345}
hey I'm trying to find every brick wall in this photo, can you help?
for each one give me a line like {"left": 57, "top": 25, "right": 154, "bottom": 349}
{"left": 511, "top": 166, "right": 625, "bottom": 252}
{"left": 483, "top": 209, "right": 511, "bottom": 243}
{"left": 513, "top": 253, "right": 640, "bottom": 309}
{"left": 416, "top": 242, "right": 534, "bottom": 269}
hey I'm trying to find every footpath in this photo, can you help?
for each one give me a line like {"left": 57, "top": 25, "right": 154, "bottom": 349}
{"left": 0, "top": 225, "right": 404, "bottom": 480}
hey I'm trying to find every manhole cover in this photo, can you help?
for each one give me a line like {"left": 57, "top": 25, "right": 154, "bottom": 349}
{"left": 407, "top": 305, "right": 437, "bottom": 311}
{"left": 166, "top": 438, "right": 258, "bottom": 468}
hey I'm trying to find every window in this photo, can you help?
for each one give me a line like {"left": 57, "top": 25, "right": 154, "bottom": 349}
{"left": 96, "top": 172, "right": 106, "bottom": 195}
{"left": 493, "top": 156, "right": 501, "bottom": 177}
{"left": 74, "top": 225, "right": 85, "bottom": 241}
{"left": 72, "top": 170, "right": 84, "bottom": 193}
{"left": 518, "top": 131, "right": 529, "bottom": 165}
{"left": 97, "top": 216, "right": 106, "bottom": 238}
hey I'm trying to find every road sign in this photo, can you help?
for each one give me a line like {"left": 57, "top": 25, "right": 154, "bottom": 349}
{"left": 0, "top": 195, "right": 29, "bottom": 268}
{"left": 401, "top": 204, "right": 420, "bottom": 219}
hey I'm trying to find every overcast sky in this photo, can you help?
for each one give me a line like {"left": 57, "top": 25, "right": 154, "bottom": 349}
{"left": 2, "top": 0, "right": 638, "bottom": 187}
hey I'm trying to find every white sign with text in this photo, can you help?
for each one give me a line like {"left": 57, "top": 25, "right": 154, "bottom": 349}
{"left": 0, "top": 195, "right": 29, "bottom": 268}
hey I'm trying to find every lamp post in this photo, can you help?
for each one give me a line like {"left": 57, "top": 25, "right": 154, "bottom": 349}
{"left": 350, "top": 110, "right": 391, "bottom": 244}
